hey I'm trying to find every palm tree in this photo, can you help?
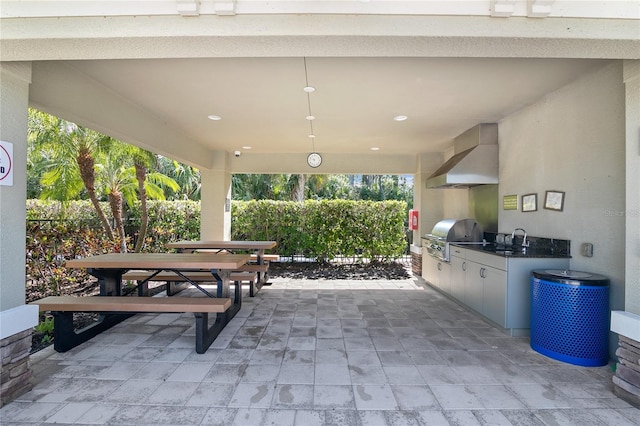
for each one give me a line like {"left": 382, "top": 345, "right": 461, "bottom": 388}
{"left": 130, "top": 151, "right": 179, "bottom": 252}
{"left": 98, "top": 145, "right": 179, "bottom": 253}
{"left": 98, "top": 157, "right": 128, "bottom": 252}
{"left": 292, "top": 174, "right": 305, "bottom": 202}
{"left": 29, "top": 109, "right": 180, "bottom": 251}
{"left": 232, "top": 174, "right": 278, "bottom": 200}
{"left": 157, "top": 156, "right": 201, "bottom": 200}
{"left": 30, "top": 109, "right": 115, "bottom": 240}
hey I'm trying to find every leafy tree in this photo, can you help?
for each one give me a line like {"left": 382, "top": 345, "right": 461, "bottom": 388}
{"left": 97, "top": 145, "right": 179, "bottom": 252}
{"left": 97, "top": 156, "right": 128, "bottom": 252}
{"left": 130, "top": 153, "right": 180, "bottom": 252}
{"left": 28, "top": 109, "right": 179, "bottom": 252}
{"left": 29, "top": 109, "right": 115, "bottom": 240}
{"left": 157, "top": 156, "right": 201, "bottom": 201}
{"left": 232, "top": 174, "right": 279, "bottom": 200}
{"left": 231, "top": 173, "right": 413, "bottom": 206}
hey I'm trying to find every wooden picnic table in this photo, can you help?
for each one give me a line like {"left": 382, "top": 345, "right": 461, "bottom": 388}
{"left": 167, "top": 240, "right": 276, "bottom": 256}
{"left": 40, "top": 252, "right": 252, "bottom": 353}
{"left": 66, "top": 252, "right": 250, "bottom": 298}
{"left": 166, "top": 240, "right": 277, "bottom": 295}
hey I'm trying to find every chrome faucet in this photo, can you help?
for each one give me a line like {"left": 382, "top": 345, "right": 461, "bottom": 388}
{"left": 512, "top": 228, "right": 529, "bottom": 248}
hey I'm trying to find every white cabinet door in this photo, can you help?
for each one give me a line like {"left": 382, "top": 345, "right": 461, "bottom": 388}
{"left": 437, "top": 261, "right": 451, "bottom": 294}
{"left": 482, "top": 266, "right": 507, "bottom": 327}
{"left": 450, "top": 253, "right": 466, "bottom": 302}
{"left": 422, "top": 253, "right": 439, "bottom": 289}
{"left": 464, "top": 261, "right": 484, "bottom": 313}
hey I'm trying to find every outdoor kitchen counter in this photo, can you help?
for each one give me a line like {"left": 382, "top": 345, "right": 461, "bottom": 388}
{"left": 443, "top": 244, "right": 570, "bottom": 336}
{"left": 451, "top": 243, "right": 571, "bottom": 259}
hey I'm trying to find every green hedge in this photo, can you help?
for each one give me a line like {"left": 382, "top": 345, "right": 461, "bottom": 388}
{"left": 25, "top": 200, "right": 202, "bottom": 301}
{"left": 231, "top": 200, "right": 407, "bottom": 262}
{"left": 126, "top": 200, "right": 201, "bottom": 252}
{"left": 26, "top": 198, "right": 407, "bottom": 259}
{"left": 25, "top": 199, "right": 407, "bottom": 301}
{"left": 26, "top": 199, "right": 201, "bottom": 254}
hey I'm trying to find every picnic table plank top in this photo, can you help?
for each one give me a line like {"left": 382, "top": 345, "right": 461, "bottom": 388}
{"left": 167, "top": 240, "right": 277, "bottom": 250}
{"left": 31, "top": 295, "right": 232, "bottom": 313}
{"left": 65, "top": 252, "right": 251, "bottom": 270}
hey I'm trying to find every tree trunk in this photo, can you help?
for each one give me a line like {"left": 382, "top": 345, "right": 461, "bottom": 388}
{"left": 76, "top": 147, "right": 115, "bottom": 240}
{"left": 292, "top": 174, "right": 306, "bottom": 202}
{"left": 134, "top": 162, "right": 148, "bottom": 253}
{"left": 108, "top": 191, "right": 127, "bottom": 253}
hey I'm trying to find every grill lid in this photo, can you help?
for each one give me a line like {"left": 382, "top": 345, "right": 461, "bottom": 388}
{"left": 429, "top": 218, "right": 483, "bottom": 243}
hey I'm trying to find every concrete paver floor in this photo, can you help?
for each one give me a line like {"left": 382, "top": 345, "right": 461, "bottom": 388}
{"left": 2, "top": 274, "right": 638, "bottom": 425}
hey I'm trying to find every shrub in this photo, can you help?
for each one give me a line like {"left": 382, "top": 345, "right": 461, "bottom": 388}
{"left": 26, "top": 199, "right": 407, "bottom": 301}
{"left": 232, "top": 199, "right": 407, "bottom": 262}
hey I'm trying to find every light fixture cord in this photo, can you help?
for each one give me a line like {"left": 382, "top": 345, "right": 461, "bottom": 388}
{"left": 304, "top": 57, "right": 316, "bottom": 152}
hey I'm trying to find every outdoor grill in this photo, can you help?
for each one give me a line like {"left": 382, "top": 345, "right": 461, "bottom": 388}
{"left": 423, "top": 218, "right": 484, "bottom": 262}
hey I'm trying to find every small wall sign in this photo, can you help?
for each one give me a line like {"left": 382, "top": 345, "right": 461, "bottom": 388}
{"left": 544, "top": 190, "right": 565, "bottom": 211}
{"left": 503, "top": 194, "right": 518, "bottom": 210}
{"left": 0, "top": 141, "right": 13, "bottom": 186}
{"left": 522, "top": 193, "right": 537, "bottom": 212}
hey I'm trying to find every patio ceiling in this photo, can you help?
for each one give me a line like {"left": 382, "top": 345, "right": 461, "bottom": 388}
{"left": 6, "top": 7, "right": 635, "bottom": 171}
{"left": 28, "top": 57, "right": 607, "bottom": 165}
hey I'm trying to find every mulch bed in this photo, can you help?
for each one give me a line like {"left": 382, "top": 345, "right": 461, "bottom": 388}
{"left": 268, "top": 261, "right": 411, "bottom": 280}
{"left": 30, "top": 261, "right": 411, "bottom": 354}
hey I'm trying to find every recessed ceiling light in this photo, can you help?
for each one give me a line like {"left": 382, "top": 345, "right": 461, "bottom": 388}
{"left": 393, "top": 115, "right": 408, "bottom": 122}
{"left": 308, "top": 134, "right": 316, "bottom": 138}
{"left": 370, "top": 147, "right": 380, "bottom": 151}
{"left": 306, "top": 115, "right": 315, "bottom": 121}
{"left": 303, "top": 86, "right": 316, "bottom": 93}
{"left": 207, "top": 115, "right": 222, "bottom": 121}
{"left": 242, "top": 146, "right": 252, "bottom": 150}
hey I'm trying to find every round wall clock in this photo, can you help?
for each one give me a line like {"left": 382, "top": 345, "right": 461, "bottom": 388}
{"left": 307, "top": 152, "right": 322, "bottom": 168}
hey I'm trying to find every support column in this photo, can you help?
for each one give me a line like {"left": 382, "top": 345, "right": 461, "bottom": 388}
{"left": 416, "top": 152, "right": 446, "bottom": 238}
{"left": 410, "top": 153, "right": 445, "bottom": 276}
{"left": 0, "top": 62, "right": 39, "bottom": 407}
{"left": 610, "top": 59, "right": 640, "bottom": 409}
{"left": 622, "top": 59, "right": 640, "bottom": 318}
{"left": 200, "top": 151, "right": 231, "bottom": 240}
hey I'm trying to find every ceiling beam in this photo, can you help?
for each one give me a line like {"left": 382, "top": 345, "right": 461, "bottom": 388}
{"left": 1, "top": 0, "right": 637, "bottom": 19}
{"left": 2, "top": 15, "right": 639, "bottom": 62}
{"left": 29, "top": 61, "right": 215, "bottom": 169}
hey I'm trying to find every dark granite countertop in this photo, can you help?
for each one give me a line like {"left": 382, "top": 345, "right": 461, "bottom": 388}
{"left": 450, "top": 242, "right": 571, "bottom": 259}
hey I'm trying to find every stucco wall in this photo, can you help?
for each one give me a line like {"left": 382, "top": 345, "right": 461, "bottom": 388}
{"left": 498, "top": 62, "right": 626, "bottom": 344}
{"left": 0, "top": 63, "right": 30, "bottom": 312}
{"left": 623, "top": 60, "right": 640, "bottom": 316}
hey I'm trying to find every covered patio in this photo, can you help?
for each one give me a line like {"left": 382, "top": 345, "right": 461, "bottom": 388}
{"left": 2, "top": 275, "right": 637, "bottom": 425}
{"left": 2, "top": 0, "right": 640, "bottom": 414}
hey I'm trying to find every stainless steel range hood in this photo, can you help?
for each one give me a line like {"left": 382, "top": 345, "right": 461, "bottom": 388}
{"left": 426, "top": 123, "right": 498, "bottom": 188}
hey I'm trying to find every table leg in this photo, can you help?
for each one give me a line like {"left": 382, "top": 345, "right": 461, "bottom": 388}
{"left": 87, "top": 268, "right": 126, "bottom": 296}
{"left": 52, "top": 311, "right": 133, "bottom": 352}
{"left": 256, "top": 249, "right": 265, "bottom": 284}
{"left": 51, "top": 267, "right": 133, "bottom": 352}
{"left": 194, "top": 274, "right": 242, "bottom": 353}
{"left": 214, "top": 269, "right": 231, "bottom": 298}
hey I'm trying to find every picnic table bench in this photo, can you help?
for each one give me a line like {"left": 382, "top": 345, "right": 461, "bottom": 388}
{"left": 121, "top": 270, "right": 257, "bottom": 296}
{"left": 30, "top": 252, "right": 250, "bottom": 354}
{"left": 31, "top": 295, "right": 236, "bottom": 354}
{"left": 166, "top": 240, "right": 277, "bottom": 296}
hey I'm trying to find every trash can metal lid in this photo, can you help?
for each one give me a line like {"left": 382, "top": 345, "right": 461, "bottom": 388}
{"left": 532, "top": 269, "right": 609, "bottom": 286}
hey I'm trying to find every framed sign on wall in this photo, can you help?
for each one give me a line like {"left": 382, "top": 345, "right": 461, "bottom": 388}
{"left": 544, "top": 190, "right": 565, "bottom": 211}
{"left": 522, "top": 193, "right": 537, "bottom": 212}
{"left": 503, "top": 194, "right": 518, "bottom": 210}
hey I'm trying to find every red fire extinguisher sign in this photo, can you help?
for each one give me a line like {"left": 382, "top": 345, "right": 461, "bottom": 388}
{"left": 408, "top": 209, "right": 419, "bottom": 230}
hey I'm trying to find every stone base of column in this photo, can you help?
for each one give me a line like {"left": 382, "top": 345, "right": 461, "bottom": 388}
{"left": 613, "top": 335, "right": 640, "bottom": 409}
{"left": 411, "top": 251, "right": 422, "bottom": 276}
{"left": 0, "top": 329, "right": 33, "bottom": 408}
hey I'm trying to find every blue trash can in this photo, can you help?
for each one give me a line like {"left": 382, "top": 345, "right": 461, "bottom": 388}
{"left": 530, "top": 269, "right": 609, "bottom": 367}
